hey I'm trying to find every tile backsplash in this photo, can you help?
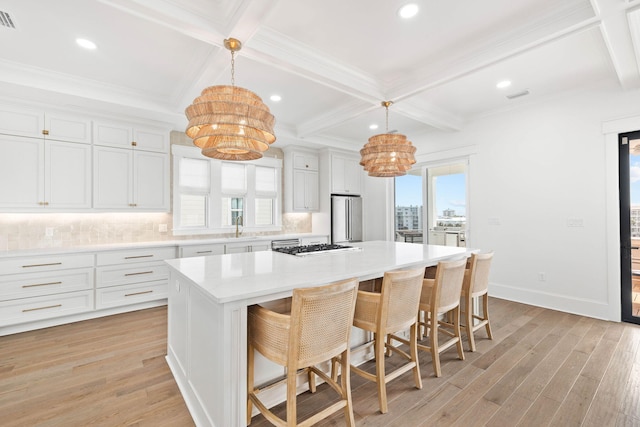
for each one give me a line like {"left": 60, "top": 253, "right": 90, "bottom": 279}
{"left": 0, "top": 212, "right": 312, "bottom": 251}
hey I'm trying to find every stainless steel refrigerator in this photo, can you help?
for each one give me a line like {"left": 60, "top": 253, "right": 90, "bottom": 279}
{"left": 331, "top": 195, "right": 363, "bottom": 244}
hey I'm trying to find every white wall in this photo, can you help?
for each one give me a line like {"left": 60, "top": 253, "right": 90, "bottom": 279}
{"left": 411, "top": 81, "right": 640, "bottom": 321}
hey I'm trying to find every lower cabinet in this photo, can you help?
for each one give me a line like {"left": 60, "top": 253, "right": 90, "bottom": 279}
{"left": 0, "top": 253, "right": 95, "bottom": 327}
{"left": 95, "top": 247, "right": 174, "bottom": 310}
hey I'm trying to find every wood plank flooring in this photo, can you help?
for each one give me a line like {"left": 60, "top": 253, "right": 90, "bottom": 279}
{"left": 1, "top": 298, "right": 639, "bottom": 426}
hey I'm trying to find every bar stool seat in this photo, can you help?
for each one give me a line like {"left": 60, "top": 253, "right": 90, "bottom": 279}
{"left": 348, "top": 267, "right": 425, "bottom": 414}
{"left": 247, "top": 278, "right": 358, "bottom": 427}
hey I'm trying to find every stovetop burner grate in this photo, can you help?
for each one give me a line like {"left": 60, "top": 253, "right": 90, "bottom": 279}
{"left": 272, "top": 243, "right": 358, "bottom": 256}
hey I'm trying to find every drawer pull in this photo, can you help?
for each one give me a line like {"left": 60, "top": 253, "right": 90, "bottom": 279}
{"left": 124, "top": 255, "right": 154, "bottom": 260}
{"left": 23, "top": 304, "right": 62, "bottom": 312}
{"left": 196, "top": 250, "right": 213, "bottom": 254}
{"left": 124, "top": 271, "right": 153, "bottom": 277}
{"left": 22, "top": 281, "right": 63, "bottom": 288}
{"left": 22, "top": 262, "right": 62, "bottom": 268}
{"left": 125, "top": 290, "right": 153, "bottom": 297}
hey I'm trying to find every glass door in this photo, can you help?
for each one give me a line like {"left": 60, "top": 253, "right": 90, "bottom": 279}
{"left": 426, "top": 163, "right": 467, "bottom": 247}
{"left": 394, "top": 171, "right": 423, "bottom": 243}
{"left": 619, "top": 131, "right": 640, "bottom": 324}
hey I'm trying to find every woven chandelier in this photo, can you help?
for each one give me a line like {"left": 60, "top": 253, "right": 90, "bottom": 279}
{"left": 360, "top": 101, "right": 416, "bottom": 177}
{"left": 185, "top": 38, "right": 276, "bottom": 161}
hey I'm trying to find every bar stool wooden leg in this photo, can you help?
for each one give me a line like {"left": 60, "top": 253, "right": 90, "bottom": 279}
{"left": 429, "top": 312, "right": 441, "bottom": 377}
{"left": 286, "top": 370, "right": 297, "bottom": 426}
{"left": 454, "top": 306, "right": 465, "bottom": 360}
{"left": 375, "top": 335, "right": 388, "bottom": 413}
{"left": 410, "top": 322, "right": 422, "bottom": 390}
{"left": 483, "top": 293, "right": 493, "bottom": 339}
{"left": 465, "top": 296, "right": 477, "bottom": 352}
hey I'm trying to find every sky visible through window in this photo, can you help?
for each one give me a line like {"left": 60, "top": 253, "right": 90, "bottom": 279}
{"left": 395, "top": 173, "right": 466, "bottom": 216}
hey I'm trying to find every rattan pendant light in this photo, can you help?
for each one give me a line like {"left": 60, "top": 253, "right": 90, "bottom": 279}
{"left": 185, "top": 38, "right": 276, "bottom": 161}
{"left": 360, "top": 101, "right": 416, "bottom": 177}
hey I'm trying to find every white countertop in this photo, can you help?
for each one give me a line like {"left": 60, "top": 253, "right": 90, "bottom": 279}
{"left": 0, "top": 233, "right": 325, "bottom": 258}
{"left": 165, "top": 241, "right": 473, "bottom": 304}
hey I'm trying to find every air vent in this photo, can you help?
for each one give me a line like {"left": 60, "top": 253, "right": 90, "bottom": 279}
{"left": 506, "top": 89, "right": 530, "bottom": 100}
{"left": 0, "top": 11, "right": 16, "bottom": 29}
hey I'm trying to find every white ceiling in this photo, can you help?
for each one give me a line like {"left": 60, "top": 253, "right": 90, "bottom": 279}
{"left": 1, "top": 0, "right": 639, "bottom": 152}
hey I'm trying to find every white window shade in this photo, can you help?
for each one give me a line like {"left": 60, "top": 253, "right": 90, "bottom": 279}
{"left": 179, "top": 158, "right": 210, "bottom": 190}
{"left": 221, "top": 163, "right": 246, "bottom": 194}
{"left": 255, "top": 166, "right": 277, "bottom": 194}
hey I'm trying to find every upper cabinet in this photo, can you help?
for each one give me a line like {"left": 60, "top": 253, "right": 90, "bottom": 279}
{"left": 0, "top": 103, "right": 170, "bottom": 212}
{"left": 0, "top": 106, "right": 92, "bottom": 144}
{"left": 330, "top": 153, "right": 362, "bottom": 195}
{"left": 93, "top": 147, "right": 169, "bottom": 211}
{"left": 283, "top": 148, "right": 319, "bottom": 212}
{"left": 93, "top": 121, "right": 168, "bottom": 153}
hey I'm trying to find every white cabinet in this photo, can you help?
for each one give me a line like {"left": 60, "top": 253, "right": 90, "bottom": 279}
{"left": 0, "top": 135, "right": 91, "bottom": 210}
{"left": 0, "top": 253, "right": 95, "bottom": 327}
{"left": 93, "top": 146, "right": 169, "bottom": 211}
{"left": 284, "top": 148, "right": 320, "bottom": 212}
{"left": 93, "top": 121, "right": 168, "bottom": 152}
{"left": 0, "top": 105, "right": 91, "bottom": 143}
{"left": 180, "top": 244, "right": 225, "bottom": 258}
{"left": 95, "top": 247, "right": 175, "bottom": 310}
{"left": 331, "top": 153, "right": 362, "bottom": 195}
{"left": 225, "top": 240, "right": 271, "bottom": 254}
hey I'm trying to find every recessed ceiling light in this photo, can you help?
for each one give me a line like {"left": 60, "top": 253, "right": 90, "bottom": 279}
{"left": 369, "top": 124, "right": 379, "bottom": 130}
{"left": 398, "top": 3, "right": 419, "bottom": 19}
{"left": 76, "top": 38, "right": 96, "bottom": 50}
{"left": 269, "top": 94, "right": 282, "bottom": 102}
{"left": 496, "top": 80, "right": 512, "bottom": 89}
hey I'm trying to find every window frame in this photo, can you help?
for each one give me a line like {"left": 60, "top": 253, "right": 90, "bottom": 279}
{"left": 172, "top": 145, "right": 282, "bottom": 235}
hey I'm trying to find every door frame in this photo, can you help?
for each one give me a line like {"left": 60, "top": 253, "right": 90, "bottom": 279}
{"left": 618, "top": 130, "right": 640, "bottom": 324}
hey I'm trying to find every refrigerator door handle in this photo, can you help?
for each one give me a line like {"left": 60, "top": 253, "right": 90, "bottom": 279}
{"left": 346, "top": 199, "right": 350, "bottom": 240}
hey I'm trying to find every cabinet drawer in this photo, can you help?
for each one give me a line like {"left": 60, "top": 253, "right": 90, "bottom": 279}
{"left": 96, "top": 262, "right": 168, "bottom": 288}
{"left": 0, "top": 267, "right": 94, "bottom": 301}
{"left": 0, "top": 253, "right": 94, "bottom": 276}
{"left": 0, "top": 290, "right": 94, "bottom": 326}
{"left": 180, "top": 244, "right": 225, "bottom": 258}
{"left": 96, "top": 280, "right": 167, "bottom": 309}
{"left": 96, "top": 247, "right": 176, "bottom": 266}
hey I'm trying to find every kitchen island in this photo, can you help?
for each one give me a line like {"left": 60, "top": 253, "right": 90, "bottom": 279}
{"left": 164, "top": 241, "right": 472, "bottom": 427}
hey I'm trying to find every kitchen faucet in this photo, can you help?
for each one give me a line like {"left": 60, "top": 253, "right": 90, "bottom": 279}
{"left": 235, "top": 215, "right": 243, "bottom": 238}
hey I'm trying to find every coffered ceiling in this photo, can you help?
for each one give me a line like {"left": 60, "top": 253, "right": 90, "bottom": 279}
{"left": 0, "top": 0, "right": 639, "bottom": 151}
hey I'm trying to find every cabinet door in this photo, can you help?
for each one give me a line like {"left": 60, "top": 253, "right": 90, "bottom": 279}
{"left": 343, "top": 157, "right": 362, "bottom": 195}
{"left": 133, "top": 151, "right": 169, "bottom": 210}
{"left": 93, "top": 121, "right": 133, "bottom": 149}
{"left": 0, "top": 106, "right": 43, "bottom": 138}
{"left": 305, "top": 170, "right": 319, "bottom": 210}
{"left": 45, "top": 113, "right": 92, "bottom": 144}
{"left": 293, "top": 169, "right": 308, "bottom": 211}
{"left": 293, "top": 153, "right": 318, "bottom": 171}
{"left": 134, "top": 128, "right": 168, "bottom": 152}
{"left": 93, "top": 146, "right": 132, "bottom": 209}
{"left": 331, "top": 155, "right": 346, "bottom": 194}
{"left": 45, "top": 141, "right": 92, "bottom": 208}
{"left": 0, "top": 135, "right": 44, "bottom": 208}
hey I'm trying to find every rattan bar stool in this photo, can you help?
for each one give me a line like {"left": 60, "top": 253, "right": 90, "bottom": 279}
{"left": 348, "top": 267, "right": 425, "bottom": 414}
{"left": 461, "top": 251, "right": 494, "bottom": 352}
{"left": 394, "top": 258, "right": 467, "bottom": 378}
{"left": 247, "top": 278, "right": 358, "bottom": 427}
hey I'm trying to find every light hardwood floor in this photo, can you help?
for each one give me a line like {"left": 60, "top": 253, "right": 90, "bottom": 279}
{"left": 1, "top": 298, "right": 639, "bottom": 426}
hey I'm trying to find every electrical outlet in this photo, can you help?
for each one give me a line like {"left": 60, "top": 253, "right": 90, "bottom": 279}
{"left": 158, "top": 223, "right": 168, "bottom": 233}
{"left": 538, "top": 272, "right": 546, "bottom": 282}
{"left": 45, "top": 227, "right": 54, "bottom": 237}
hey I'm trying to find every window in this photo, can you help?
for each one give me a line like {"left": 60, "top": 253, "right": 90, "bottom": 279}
{"left": 172, "top": 145, "right": 282, "bottom": 235}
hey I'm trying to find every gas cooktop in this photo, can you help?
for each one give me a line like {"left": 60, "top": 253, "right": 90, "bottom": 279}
{"left": 272, "top": 243, "right": 360, "bottom": 257}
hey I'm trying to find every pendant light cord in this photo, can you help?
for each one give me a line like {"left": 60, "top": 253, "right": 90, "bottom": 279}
{"left": 230, "top": 50, "right": 236, "bottom": 86}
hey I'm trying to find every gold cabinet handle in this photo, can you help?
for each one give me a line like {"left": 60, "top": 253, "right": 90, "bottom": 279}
{"left": 124, "top": 255, "right": 153, "bottom": 260}
{"left": 22, "top": 262, "right": 62, "bottom": 268}
{"left": 124, "top": 271, "right": 153, "bottom": 277}
{"left": 42, "top": 129, "right": 49, "bottom": 135}
{"left": 22, "top": 281, "right": 62, "bottom": 288}
{"left": 125, "top": 290, "right": 153, "bottom": 297}
{"left": 131, "top": 141, "right": 137, "bottom": 147}
{"left": 23, "top": 304, "right": 61, "bottom": 312}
